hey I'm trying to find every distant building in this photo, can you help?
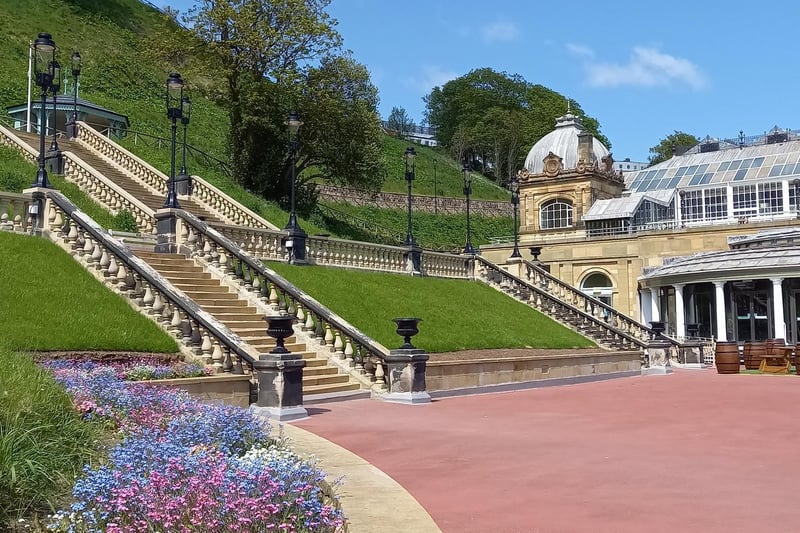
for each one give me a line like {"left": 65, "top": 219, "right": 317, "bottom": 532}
{"left": 482, "top": 115, "right": 800, "bottom": 345}
{"left": 613, "top": 157, "right": 648, "bottom": 172}
{"left": 382, "top": 121, "right": 438, "bottom": 147}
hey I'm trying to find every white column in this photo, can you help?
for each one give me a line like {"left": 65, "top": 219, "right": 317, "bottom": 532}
{"left": 771, "top": 278, "right": 786, "bottom": 341}
{"left": 640, "top": 289, "right": 653, "bottom": 324}
{"left": 782, "top": 181, "right": 791, "bottom": 214}
{"left": 713, "top": 281, "right": 727, "bottom": 341}
{"left": 674, "top": 283, "right": 686, "bottom": 338}
{"left": 726, "top": 185, "right": 734, "bottom": 222}
{"left": 650, "top": 287, "right": 661, "bottom": 323}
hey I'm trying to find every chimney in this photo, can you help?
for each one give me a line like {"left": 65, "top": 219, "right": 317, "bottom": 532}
{"left": 578, "top": 132, "right": 593, "bottom": 165}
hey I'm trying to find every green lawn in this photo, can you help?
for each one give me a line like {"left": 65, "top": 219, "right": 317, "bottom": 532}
{"left": 0, "top": 231, "right": 177, "bottom": 352}
{"left": 268, "top": 263, "right": 594, "bottom": 353}
{"left": 0, "top": 348, "right": 102, "bottom": 524}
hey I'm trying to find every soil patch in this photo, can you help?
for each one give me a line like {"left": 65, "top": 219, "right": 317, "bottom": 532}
{"left": 429, "top": 348, "right": 610, "bottom": 362}
{"left": 32, "top": 351, "right": 184, "bottom": 363}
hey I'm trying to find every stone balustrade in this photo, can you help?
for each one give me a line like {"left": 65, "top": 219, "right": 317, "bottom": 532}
{"left": 475, "top": 256, "right": 647, "bottom": 351}
{"left": 0, "top": 192, "right": 32, "bottom": 233}
{"left": 523, "top": 260, "right": 654, "bottom": 345}
{"left": 0, "top": 125, "right": 39, "bottom": 163}
{"left": 75, "top": 121, "right": 278, "bottom": 230}
{"left": 421, "top": 250, "right": 473, "bottom": 279}
{"left": 41, "top": 190, "right": 260, "bottom": 378}
{"left": 175, "top": 210, "right": 391, "bottom": 392}
{"left": 306, "top": 235, "right": 409, "bottom": 273}
{"left": 62, "top": 152, "right": 156, "bottom": 233}
{"left": 208, "top": 223, "right": 286, "bottom": 262}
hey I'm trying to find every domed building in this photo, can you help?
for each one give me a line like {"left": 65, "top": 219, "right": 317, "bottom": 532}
{"left": 483, "top": 116, "right": 800, "bottom": 346}
{"left": 516, "top": 112, "right": 624, "bottom": 236}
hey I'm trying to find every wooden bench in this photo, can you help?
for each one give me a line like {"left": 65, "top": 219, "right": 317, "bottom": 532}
{"left": 759, "top": 346, "right": 792, "bottom": 374}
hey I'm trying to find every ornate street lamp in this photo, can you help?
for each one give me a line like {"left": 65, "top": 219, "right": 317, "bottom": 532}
{"left": 176, "top": 95, "right": 192, "bottom": 195}
{"left": 462, "top": 162, "right": 476, "bottom": 254}
{"left": 404, "top": 146, "right": 416, "bottom": 246}
{"left": 66, "top": 51, "right": 81, "bottom": 138}
{"left": 163, "top": 72, "right": 184, "bottom": 209}
{"left": 284, "top": 111, "right": 307, "bottom": 264}
{"left": 48, "top": 60, "right": 61, "bottom": 153}
{"left": 31, "top": 32, "right": 56, "bottom": 188}
{"left": 510, "top": 174, "right": 522, "bottom": 258}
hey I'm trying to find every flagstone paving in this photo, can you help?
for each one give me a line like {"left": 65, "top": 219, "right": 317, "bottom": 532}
{"left": 292, "top": 370, "right": 800, "bottom": 532}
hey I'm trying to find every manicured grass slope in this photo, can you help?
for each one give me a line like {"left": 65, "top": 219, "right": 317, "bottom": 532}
{"left": 0, "top": 349, "right": 102, "bottom": 522}
{"left": 0, "top": 231, "right": 177, "bottom": 352}
{"left": 269, "top": 263, "right": 594, "bottom": 353}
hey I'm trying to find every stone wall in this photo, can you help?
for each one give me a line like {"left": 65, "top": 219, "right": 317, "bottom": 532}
{"left": 318, "top": 185, "right": 512, "bottom": 217}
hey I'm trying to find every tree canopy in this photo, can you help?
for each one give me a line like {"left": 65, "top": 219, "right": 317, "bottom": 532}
{"left": 387, "top": 106, "right": 414, "bottom": 139}
{"left": 153, "top": 0, "right": 385, "bottom": 210}
{"left": 648, "top": 131, "right": 700, "bottom": 165}
{"left": 424, "top": 68, "right": 609, "bottom": 183}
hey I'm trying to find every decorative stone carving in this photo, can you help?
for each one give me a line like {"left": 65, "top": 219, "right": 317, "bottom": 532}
{"left": 542, "top": 152, "right": 563, "bottom": 177}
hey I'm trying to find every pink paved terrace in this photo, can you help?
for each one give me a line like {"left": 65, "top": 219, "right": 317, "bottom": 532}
{"left": 295, "top": 370, "right": 800, "bottom": 533}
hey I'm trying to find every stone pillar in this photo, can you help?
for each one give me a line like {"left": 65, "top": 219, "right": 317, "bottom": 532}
{"left": 771, "top": 277, "right": 786, "bottom": 341}
{"left": 22, "top": 187, "right": 47, "bottom": 236}
{"left": 251, "top": 316, "right": 308, "bottom": 421}
{"left": 713, "top": 281, "right": 727, "bottom": 341}
{"left": 382, "top": 318, "right": 430, "bottom": 404}
{"left": 674, "top": 283, "right": 686, "bottom": 338}
{"left": 155, "top": 208, "right": 181, "bottom": 253}
{"left": 503, "top": 257, "right": 524, "bottom": 279}
{"left": 643, "top": 322, "right": 672, "bottom": 376}
{"left": 405, "top": 244, "right": 422, "bottom": 276}
{"left": 640, "top": 289, "right": 652, "bottom": 325}
{"left": 650, "top": 287, "right": 661, "bottom": 322}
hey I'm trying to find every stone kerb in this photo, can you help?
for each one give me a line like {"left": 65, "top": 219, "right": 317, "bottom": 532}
{"left": 318, "top": 184, "right": 512, "bottom": 217}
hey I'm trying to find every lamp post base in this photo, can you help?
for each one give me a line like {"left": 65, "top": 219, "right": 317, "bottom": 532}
{"left": 285, "top": 225, "right": 308, "bottom": 265}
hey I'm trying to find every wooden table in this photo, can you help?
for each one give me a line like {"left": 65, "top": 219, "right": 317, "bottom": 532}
{"left": 759, "top": 346, "right": 792, "bottom": 374}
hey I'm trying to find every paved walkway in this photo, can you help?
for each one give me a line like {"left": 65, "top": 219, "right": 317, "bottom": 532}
{"left": 291, "top": 370, "right": 800, "bottom": 533}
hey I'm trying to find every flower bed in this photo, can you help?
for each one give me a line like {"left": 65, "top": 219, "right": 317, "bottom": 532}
{"left": 43, "top": 362, "right": 345, "bottom": 533}
{"left": 43, "top": 358, "right": 214, "bottom": 381}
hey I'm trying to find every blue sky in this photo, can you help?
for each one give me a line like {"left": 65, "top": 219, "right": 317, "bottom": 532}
{"left": 161, "top": 0, "right": 800, "bottom": 161}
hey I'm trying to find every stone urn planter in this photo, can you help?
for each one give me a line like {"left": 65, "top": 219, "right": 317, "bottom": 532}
{"left": 264, "top": 315, "right": 296, "bottom": 354}
{"left": 393, "top": 317, "right": 422, "bottom": 349}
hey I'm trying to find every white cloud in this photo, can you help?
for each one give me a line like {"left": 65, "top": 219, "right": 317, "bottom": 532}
{"left": 480, "top": 20, "right": 519, "bottom": 42}
{"left": 405, "top": 66, "right": 459, "bottom": 93}
{"left": 585, "top": 47, "right": 708, "bottom": 90}
{"left": 566, "top": 43, "right": 595, "bottom": 58}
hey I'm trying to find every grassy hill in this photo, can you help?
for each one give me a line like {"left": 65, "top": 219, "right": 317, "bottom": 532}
{"left": 0, "top": 0, "right": 514, "bottom": 247}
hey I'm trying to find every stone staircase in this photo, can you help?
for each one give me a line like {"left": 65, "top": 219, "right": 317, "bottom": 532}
{"left": 134, "top": 250, "right": 361, "bottom": 397}
{"left": 12, "top": 130, "right": 222, "bottom": 224}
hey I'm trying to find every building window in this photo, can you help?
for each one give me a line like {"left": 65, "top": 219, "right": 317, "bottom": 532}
{"left": 758, "top": 182, "right": 782, "bottom": 214}
{"left": 581, "top": 272, "right": 613, "bottom": 306}
{"left": 733, "top": 184, "right": 757, "bottom": 217}
{"left": 682, "top": 190, "right": 703, "bottom": 221}
{"left": 704, "top": 188, "right": 728, "bottom": 219}
{"left": 540, "top": 199, "right": 573, "bottom": 229}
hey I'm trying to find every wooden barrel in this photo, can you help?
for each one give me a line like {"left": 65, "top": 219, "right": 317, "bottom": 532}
{"left": 715, "top": 341, "right": 740, "bottom": 374}
{"left": 744, "top": 341, "right": 766, "bottom": 370}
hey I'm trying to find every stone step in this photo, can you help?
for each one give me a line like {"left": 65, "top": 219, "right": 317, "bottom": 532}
{"left": 304, "top": 366, "right": 339, "bottom": 377}
{"left": 302, "top": 373, "right": 351, "bottom": 387}
{"left": 167, "top": 277, "right": 219, "bottom": 286}
{"left": 304, "top": 382, "right": 362, "bottom": 395}
{"left": 211, "top": 315, "right": 267, "bottom": 324}
{"left": 190, "top": 298, "right": 250, "bottom": 307}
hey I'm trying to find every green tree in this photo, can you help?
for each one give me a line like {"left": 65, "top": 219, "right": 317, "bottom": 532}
{"left": 387, "top": 106, "right": 414, "bottom": 139}
{"left": 424, "top": 69, "right": 609, "bottom": 180}
{"left": 648, "top": 131, "right": 699, "bottom": 165}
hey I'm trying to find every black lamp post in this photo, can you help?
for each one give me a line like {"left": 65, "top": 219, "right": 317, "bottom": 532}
{"left": 510, "top": 174, "right": 522, "bottom": 258}
{"left": 433, "top": 158, "right": 438, "bottom": 215}
{"left": 176, "top": 95, "right": 192, "bottom": 195}
{"left": 404, "top": 146, "right": 417, "bottom": 245}
{"left": 48, "top": 60, "right": 61, "bottom": 153}
{"left": 66, "top": 51, "right": 80, "bottom": 138}
{"left": 285, "top": 111, "right": 307, "bottom": 264}
{"left": 163, "top": 72, "right": 184, "bottom": 209}
{"left": 462, "top": 162, "right": 476, "bottom": 254}
{"left": 31, "top": 32, "right": 56, "bottom": 188}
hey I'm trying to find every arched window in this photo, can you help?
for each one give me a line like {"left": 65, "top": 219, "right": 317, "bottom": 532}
{"left": 581, "top": 272, "right": 614, "bottom": 306}
{"left": 540, "top": 199, "right": 573, "bottom": 229}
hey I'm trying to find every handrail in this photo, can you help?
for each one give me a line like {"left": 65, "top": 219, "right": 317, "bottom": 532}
{"left": 61, "top": 151, "right": 156, "bottom": 233}
{"left": 521, "top": 258, "right": 657, "bottom": 342}
{"left": 474, "top": 256, "right": 651, "bottom": 349}
{"left": 0, "top": 123, "right": 40, "bottom": 163}
{"left": 175, "top": 210, "right": 391, "bottom": 387}
{"left": 44, "top": 191, "right": 259, "bottom": 371}
{"left": 75, "top": 121, "right": 279, "bottom": 230}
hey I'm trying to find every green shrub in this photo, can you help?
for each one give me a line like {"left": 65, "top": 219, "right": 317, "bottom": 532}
{"left": 113, "top": 209, "right": 139, "bottom": 233}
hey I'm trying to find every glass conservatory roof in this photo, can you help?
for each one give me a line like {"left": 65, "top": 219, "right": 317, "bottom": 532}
{"left": 625, "top": 136, "right": 800, "bottom": 193}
